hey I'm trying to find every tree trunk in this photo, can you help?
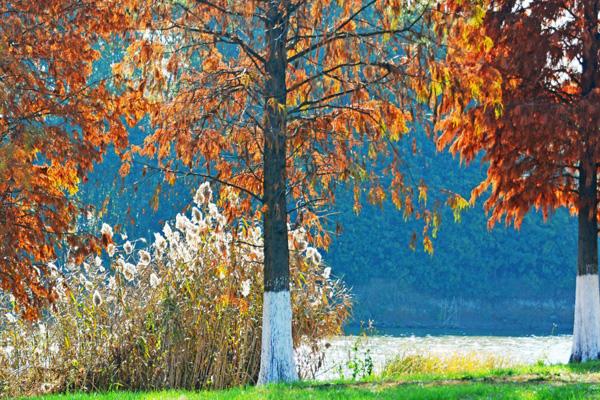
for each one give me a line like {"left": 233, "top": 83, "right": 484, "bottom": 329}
{"left": 570, "top": 0, "right": 600, "bottom": 363}
{"left": 257, "top": 0, "right": 298, "bottom": 384}
{"left": 570, "top": 158, "right": 600, "bottom": 362}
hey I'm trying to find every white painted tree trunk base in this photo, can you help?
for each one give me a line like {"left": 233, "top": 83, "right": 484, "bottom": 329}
{"left": 571, "top": 274, "right": 600, "bottom": 362}
{"left": 257, "top": 290, "right": 298, "bottom": 384}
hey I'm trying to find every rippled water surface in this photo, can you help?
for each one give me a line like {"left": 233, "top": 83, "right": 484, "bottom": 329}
{"left": 308, "top": 335, "right": 572, "bottom": 380}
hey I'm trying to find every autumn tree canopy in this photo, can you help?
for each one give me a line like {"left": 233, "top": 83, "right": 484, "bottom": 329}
{"left": 118, "top": 0, "right": 444, "bottom": 251}
{"left": 434, "top": 0, "right": 600, "bottom": 361}
{"left": 115, "top": 0, "right": 448, "bottom": 383}
{"left": 0, "top": 1, "right": 130, "bottom": 318}
{"left": 436, "top": 0, "right": 599, "bottom": 228}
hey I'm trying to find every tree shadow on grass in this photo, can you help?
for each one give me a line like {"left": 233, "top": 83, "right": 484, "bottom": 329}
{"left": 562, "top": 361, "right": 600, "bottom": 374}
{"left": 285, "top": 382, "right": 600, "bottom": 400}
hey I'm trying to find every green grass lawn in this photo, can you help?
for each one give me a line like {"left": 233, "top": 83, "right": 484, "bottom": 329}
{"left": 24, "top": 362, "right": 600, "bottom": 399}
{"left": 21, "top": 384, "right": 600, "bottom": 400}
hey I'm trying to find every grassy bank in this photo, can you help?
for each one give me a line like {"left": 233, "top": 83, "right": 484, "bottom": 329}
{"left": 21, "top": 384, "right": 600, "bottom": 399}
{"left": 24, "top": 361, "right": 600, "bottom": 399}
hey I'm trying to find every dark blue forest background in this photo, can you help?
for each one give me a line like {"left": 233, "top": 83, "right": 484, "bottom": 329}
{"left": 76, "top": 12, "right": 582, "bottom": 338}
{"left": 80, "top": 120, "right": 577, "bottom": 336}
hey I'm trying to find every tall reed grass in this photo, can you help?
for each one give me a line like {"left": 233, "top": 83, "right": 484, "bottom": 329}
{"left": 0, "top": 183, "right": 351, "bottom": 397}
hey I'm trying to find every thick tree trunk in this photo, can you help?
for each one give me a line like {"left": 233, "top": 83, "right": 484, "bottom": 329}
{"left": 257, "top": 1, "right": 298, "bottom": 384}
{"left": 570, "top": 0, "right": 600, "bottom": 363}
{"left": 570, "top": 159, "right": 600, "bottom": 362}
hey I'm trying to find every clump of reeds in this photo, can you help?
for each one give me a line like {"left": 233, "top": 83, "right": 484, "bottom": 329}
{"left": 0, "top": 183, "right": 351, "bottom": 397}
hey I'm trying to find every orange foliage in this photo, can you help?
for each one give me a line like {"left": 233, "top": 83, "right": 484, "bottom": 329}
{"left": 434, "top": 0, "right": 600, "bottom": 228}
{"left": 0, "top": 1, "right": 131, "bottom": 318}
{"left": 117, "top": 0, "right": 440, "bottom": 248}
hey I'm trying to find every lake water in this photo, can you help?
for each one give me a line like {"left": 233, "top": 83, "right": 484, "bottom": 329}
{"left": 306, "top": 335, "right": 572, "bottom": 380}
